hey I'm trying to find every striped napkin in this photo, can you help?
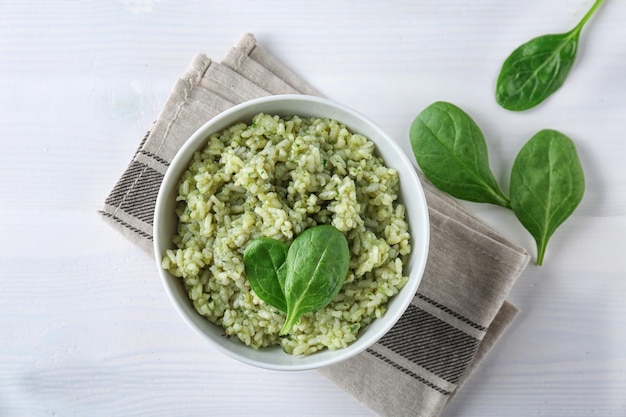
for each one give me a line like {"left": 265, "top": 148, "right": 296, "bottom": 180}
{"left": 100, "top": 33, "right": 530, "bottom": 417}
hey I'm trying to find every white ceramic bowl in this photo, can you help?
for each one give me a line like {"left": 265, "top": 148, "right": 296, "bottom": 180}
{"left": 154, "top": 94, "right": 429, "bottom": 371}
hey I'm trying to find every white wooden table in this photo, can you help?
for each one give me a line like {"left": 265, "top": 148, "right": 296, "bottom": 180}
{"left": 2, "top": 1, "right": 625, "bottom": 415}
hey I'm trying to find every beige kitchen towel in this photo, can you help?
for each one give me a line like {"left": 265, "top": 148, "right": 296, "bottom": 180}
{"left": 100, "top": 33, "right": 530, "bottom": 417}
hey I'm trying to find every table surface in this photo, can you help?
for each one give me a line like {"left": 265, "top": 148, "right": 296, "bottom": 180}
{"left": 2, "top": 1, "right": 625, "bottom": 416}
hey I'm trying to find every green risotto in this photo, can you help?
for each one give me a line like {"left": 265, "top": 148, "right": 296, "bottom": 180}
{"left": 161, "top": 113, "right": 411, "bottom": 356}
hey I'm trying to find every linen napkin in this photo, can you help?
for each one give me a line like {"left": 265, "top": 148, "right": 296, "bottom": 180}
{"left": 100, "top": 33, "right": 530, "bottom": 417}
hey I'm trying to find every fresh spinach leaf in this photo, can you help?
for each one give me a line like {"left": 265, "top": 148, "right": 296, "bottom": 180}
{"left": 510, "top": 129, "right": 585, "bottom": 265}
{"left": 280, "top": 225, "right": 350, "bottom": 335}
{"left": 243, "top": 225, "right": 351, "bottom": 334}
{"left": 409, "top": 101, "right": 510, "bottom": 208}
{"left": 243, "top": 237, "right": 288, "bottom": 312}
{"left": 496, "top": 0, "right": 604, "bottom": 111}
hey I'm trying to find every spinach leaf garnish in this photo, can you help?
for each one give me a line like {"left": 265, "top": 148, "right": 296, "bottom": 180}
{"left": 510, "top": 130, "right": 585, "bottom": 265}
{"left": 281, "top": 225, "right": 350, "bottom": 335}
{"left": 243, "top": 237, "right": 288, "bottom": 312}
{"left": 243, "top": 225, "right": 350, "bottom": 335}
{"left": 496, "top": 0, "right": 604, "bottom": 111}
{"left": 409, "top": 101, "right": 510, "bottom": 208}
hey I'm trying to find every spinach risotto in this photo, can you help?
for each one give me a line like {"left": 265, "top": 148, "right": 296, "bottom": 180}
{"left": 161, "top": 113, "right": 411, "bottom": 356}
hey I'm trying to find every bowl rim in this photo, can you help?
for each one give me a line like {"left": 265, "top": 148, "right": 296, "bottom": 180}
{"left": 153, "top": 94, "right": 430, "bottom": 371}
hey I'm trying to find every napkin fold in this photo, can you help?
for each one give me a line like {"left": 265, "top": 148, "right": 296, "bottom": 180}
{"left": 100, "top": 33, "right": 530, "bottom": 417}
